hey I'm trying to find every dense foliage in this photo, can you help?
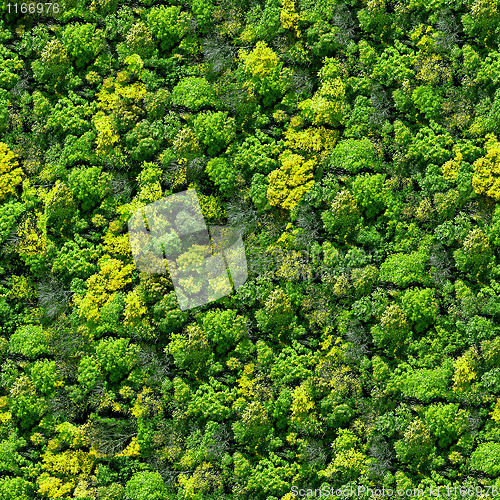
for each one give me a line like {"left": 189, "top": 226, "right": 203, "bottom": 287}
{"left": 1, "top": 0, "right": 500, "bottom": 498}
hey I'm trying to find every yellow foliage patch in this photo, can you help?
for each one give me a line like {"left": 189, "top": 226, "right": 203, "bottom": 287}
{"left": 239, "top": 41, "right": 279, "bottom": 78}
{"left": 42, "top": 449, "right": 96, "bottom": 476}
{"left": 197, "top": 191, "right": 227, "bottom": 220}
{"left": 124, "top": 289, "right": 148, "bottom": 326}
{"left": 102, "top": 230, "right": 132, "bottom": 256}
{"left": 284, "top": 126, "right": 338, "bottom": 156}
{"left": 490, "top": 398, "right": 500, "bottom": 423}
{"left": 17, "top": 212, "right": 47, "bottom": 256}
{"left": 97, "top": 77, "right": 146, "bottom": 112}
{"left": 442, "top": 151, "right": 463, "bottom": 180}
{"left": 75, "top": 257, "right": 135, "bottom": 322}
{"left": 10, "top": 275, "right": 36, "bottom": 299}
{"left": 472, "top": 135, "right": 500, "bottom": 200}
{"left": 37, "top": 473, "right": 75, "bottom": 499}
{"left": 452, "top": 349, "right": 477, "bottom": 392}
{"left": 93, "top": 113, "right": 120, "bottom": 157}
{"left": 267, "top": 150, "right": 315, "bottom": 210}
{"left": 0, "top": 142, "right": 23, "bottom": 201}
{"left": 291, "top": 384, "right": 315, "bottom": 421}
{"left": 280, "top": 0, "right": 301, "bottom": 37}
{"left": 236, "top": 363, "right": 256, "bottom": 399}
{"left": 115, "top": 436, "right": 141, "bottom": 457}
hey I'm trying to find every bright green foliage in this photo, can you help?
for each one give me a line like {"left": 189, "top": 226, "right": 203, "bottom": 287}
{"left": 32, "top": 39, "right": 71, "bottom": 84}
{"left": 77, "top": 356, "right": 101, "bottom": 392}
{"left": 233, "top": 131, "right": 281, "bottom": 176}
{"left": 0, "top": 432, "right": 30, "bottom": 476}
{"left": 299, "top": 61, "right": 345, "bottom": 126}
{"left": 233, "top": 400, "right": 271, "bottom": 443}
{"left": 255, "top": 288, "right": 295, "bottom": 335}
{"left": 206, "top": 158, "right": 238, "bottom": 194}
{"left": 144, "top": 90, "right": 171, "bottom": 121}
{"left": 95, "top": 338, "right": 139, "bottom": 383}
{"left": 62, "top": 23, "right": 105, "bottom": 68}
{"left": 192, "top": 0, "right": 214, "bottom": 29}
{"left": 329, "top": 138, "right": 378, "bottom": 174}
{"left": 380, "top": 252, "right": 428, "bottom": 287}
{"left": 67, "top": 166, "right": 110, "bottom": 211}
{"left": 125, "top": 120, "right": 166, "bottom": 162}
{"left": 470, "top": 442, "right": 500, "bottom": 477}
{"left": 371, "top": 43, "right": 415, "bottom": 86}
{"left": 406, "top": 123, "right": 454, "bottom": 167}
{"left": 454, "top": 227, "right": 492, "bottom": 277}
{"left": 465, "top": 315, "right": 497, "bottom": 344}
{"left": 249, "top": 173, "right": 270, "bottom": 210}
{"left": 167, "top": 324, "right": 211, "bottom": 371}
{"left": 0, "top": 477, "right": 33, "bottom": 500}
{"left": 0, "top": 200, "right": 24, "bottom": 246}
{"left": 239, "top": 41, "right": 285, "bottom": 106}
{"left": 146, "top": 6, "right": 190, "bottom": 52}
{"left": 30, "top": 359, "right": 58, "bottom": 396}
{"left": 201, "top": 309, "right": 246, "bottom": 353}
{"left": 395, "top": 363, "right": 454, "bottom": 403}
{"left": 351, "top": 173, "right": 386, "bottom": 218}
{"left": 424, "top": 403, "right": 467, "bottom": 448}
{"left": 401, "top": 288, "right": 439, "bottom": 333}
{"left": 246, "top": 453, "right": 299, "bottom": 496}
{"left": 171, "top": 77, "right": 216, "bottom": 111}
{"left": 372, "top": 355, "right": 389, "bottom": 381}
{"left": 322, "top": 189, "right": 360, "bottom": 235}
{"left": 51, "top": 237, "right": 99, "bottom": 281}
{"left": 372, "top": 303, "right": 409, "bottom": 348}
{"left": 412, "top": 85, "right": 442, "bottom": 121}
{"left": 343, "top": 96, "right": 377, "bottom": 138}
{"left": 394, "top": 418, "right": 433, "bottom": 466}
{"left": 9, "top": 325, "right": 49, "bottom": 359}
{"left": 452, "top": 349, "right": 478, "bottom": 393}
{"left": 9, "top": 375, "right": 44, "bottom": 429}
{"left": 45, "top": 95, "right": 95, "bottom": 138}
{"left": 153, "top": 291, "right": 188, "bottom": 334}
{"left": 125, "top": 471, "right": 167, "bottom": 500}
{"left": 270, "top": 346, "right": 312, "bottom": 384}
{"left": 193, "top": 111, "right": 236, "bottom": 155}
{"left": 0, "top": 43, "right": 23, "bottom": 90}
{"left": 238, "top": 0, "right": 281, "bottom": 42}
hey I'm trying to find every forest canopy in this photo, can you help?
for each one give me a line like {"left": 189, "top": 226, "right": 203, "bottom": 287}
{"left": 1, "top": 0, "right": 500, "bottom": 498}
